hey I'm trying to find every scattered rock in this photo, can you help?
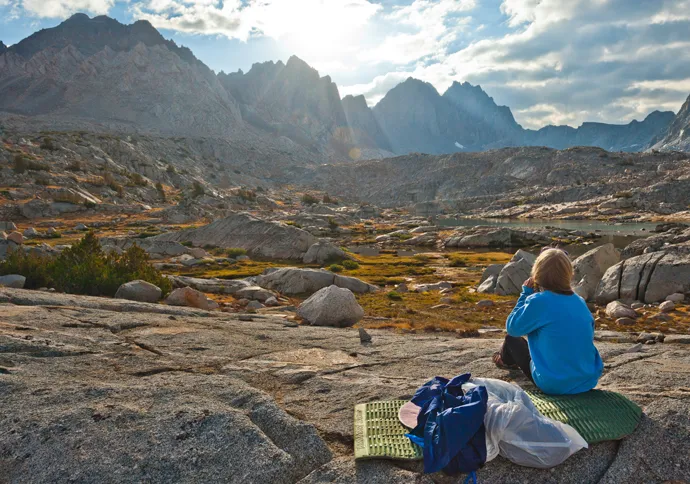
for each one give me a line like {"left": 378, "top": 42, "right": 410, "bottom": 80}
{"left": 666, "top": 293, "right": 685, "bottom": 303}
{"left": 659, "top": 300, "right": 675, "bottom": 312}
{"left": 246, "top": 301, "right": 265, "bottom": 311}
{"left": 165, "top": 287, "right": 215, "bottom": 310}
{"left": 302, "top": 241, "right": 349, "bottom": 264}
{"left": 234, "top": 286, "right": 276, "bottom": 303}
{"left": 264, "top": 296, "right": 279, "bottom": 307}
{"left": 7, "top": 232, "right": 23, "bottom": 244}
{"left": 296, "top": 285, "right": 364, "bottom": 327}
{"left": 631, "top": 302, "right": 644, "bottom": 310}
{"left": 615, "top": 317, "right": 636, "bottom": 326}
{"left": 23, "top": 227, "right": 39, "bottom": 238}
{"left": 114, "top": 280, "right": 162, "bottom": 303}
{"left": 394, "top": 283, "right": 409, "bottom": 293}
{"left": 0, "top": 274, "right": 26, "bottom": 289}
{"left": 637, "top": 332, "right": 655, "bottom": 343}
{"left": 476, "top": 300, "right": 494, "bottom": 308}
{"left": 414, "top": 281, "right": 452, "bottom": 292}
{"left": 625, "top": 343, "right": 644, "bottom": 353}
{"left": 358, "top": 327, "right": 372, "bottom": 344}
{"left": 606, "top": 301, "right": 638, "bottom": 319}
{"left": 75, "top": 223, "right": 88, "bottom": 231}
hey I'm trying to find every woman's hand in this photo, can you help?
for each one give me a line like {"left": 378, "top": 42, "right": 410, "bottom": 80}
{"left": 524, "top": 277, "right": 535, "bottom": 289}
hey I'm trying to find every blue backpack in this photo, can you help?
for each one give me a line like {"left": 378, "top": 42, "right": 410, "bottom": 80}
{"left": 406, "top": 373, "right": 488, "bottom": 476}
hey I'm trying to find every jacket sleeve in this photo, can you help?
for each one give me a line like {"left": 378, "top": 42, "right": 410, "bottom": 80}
{"left": 505, "top": 287, "right": 548, "bottom": 337}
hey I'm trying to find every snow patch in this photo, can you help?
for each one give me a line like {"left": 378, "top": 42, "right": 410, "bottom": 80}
{"left": 455, "top": 142, "right": 464, "bottom": 149}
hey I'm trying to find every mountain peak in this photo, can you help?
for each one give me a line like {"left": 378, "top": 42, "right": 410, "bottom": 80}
{"left": 0, "top": 41, "right": 7, "bottom": 55}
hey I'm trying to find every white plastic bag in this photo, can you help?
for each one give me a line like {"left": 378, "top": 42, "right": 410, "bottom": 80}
{"left": 463, "top": 377, "right": 588, "bottom": 468}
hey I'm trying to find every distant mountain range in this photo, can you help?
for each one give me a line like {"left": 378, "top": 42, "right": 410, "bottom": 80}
{"left": 0, "top": 14, "right": 688, "bottom": 158}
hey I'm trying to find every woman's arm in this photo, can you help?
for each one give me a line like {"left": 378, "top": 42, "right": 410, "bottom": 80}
{"left": 506, "top": 281, "right": 548, "bottom": 337}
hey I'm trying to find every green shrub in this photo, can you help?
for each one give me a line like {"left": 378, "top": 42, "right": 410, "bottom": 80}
{"left": 127, "top": 172, "right": 148, "bottom": 187}
{"left": 166, "top": 164, "right": 177, "bottom": 174}
{"left": 13, "top": 154, "right": 49, "bottom": 173}
{"left": 226, "top": 247, "right": 247, "bottom": 258}
{"left": 342, "top": 259, "right": 360, "bottom": 270}
{"left": 387, "top": 291, "right": 403, "bottom": 301}
{"left": 40, "top": 137, "right": 58, "bottom": 151}
{"left": 192, "top": 181, "right": 205, "bottom": 197}
{"left": 0, "top": 232, "right": 171, "bottom": 297}
{"left": 0, "top": 249, "right": 54, "bottom": 289}
{"left": 301, "top": 193, "right": 318, "bottom": 205}
{"left": 328, "top": 264, "right": 344, "bottom": 273}
{"left": 328, "top": 217, "right": 339, "bottom": 230}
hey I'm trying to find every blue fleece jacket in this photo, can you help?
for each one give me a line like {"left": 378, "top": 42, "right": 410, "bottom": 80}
{"left": 506, "top": 286, "right": 603, "bottom": 395}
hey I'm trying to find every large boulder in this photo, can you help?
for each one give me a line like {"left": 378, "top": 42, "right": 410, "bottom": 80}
{"left": 297, "top": 285, "right": 364, "bottom": 327}
{"left": 0, "top": 274, "right": 26, "bottom": 288}
{"left": 234, "top": 286, "right": 276, "bottom": 302}
{"left": 494, "top": 250, "right": 535, "bottom": 296}
{"left": 571, "top": 243, "right": 620, "bottom": 301}
{"left": 153, "top": 213, "right": 317, "bottom": 260}
{"left": 114, "top": 280, "right": 162, "bottom": 303}
{"left": 595, "top": 251, "right": 690, "bottom": 304}
{"left": 165, "top": 287, "right": 217, "bottom": 310}
{"left": 169, "top": 275, "right": 253, "bottom": 295}
{"left": 302, "top": 241, "right": 349, "bottom": 265}
{"left": 255, "top": 268, "right": 377, "bottom": 296}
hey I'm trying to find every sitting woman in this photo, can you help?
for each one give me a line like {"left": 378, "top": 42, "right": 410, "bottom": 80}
{"left": 493, "top": 247, "right": 603, "bottom": 395}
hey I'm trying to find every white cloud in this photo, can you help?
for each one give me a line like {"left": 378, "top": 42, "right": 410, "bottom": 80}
{"left": 21, "top": 0, "right": 115, "bottom": 18}
{"left": 132, "top": 0, "right": 381, "bottom": 42}
{"left": 359, "top": 0, "right": 475, "bottom": 65}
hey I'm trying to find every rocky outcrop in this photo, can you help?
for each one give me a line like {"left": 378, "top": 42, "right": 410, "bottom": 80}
{"left": 254, "top": 268, "right": 377, "bottom": 296}
{"left": 0, "top": 294, "right": 688, "bottom": 483}
{"left": 620, "top": 226, "right": 690, "bottom": 259}
{"left": 595, "top": 251, "right": 690, "bottom": 304}
{"left": 571, "top": 243, "right": 620, "bottom": 301}
{"left": 297, "top": 285, "right": 364, "bottom": 327}
{"left": 445, "top": 227, "right": 552, "bottom": 248}
{"left": 153, "top": 213, "right": 317, "bottom": 260}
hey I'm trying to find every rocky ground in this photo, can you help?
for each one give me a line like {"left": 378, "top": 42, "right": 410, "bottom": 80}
{"left": 0, "top": 289, "right": 688, "bottom": 483}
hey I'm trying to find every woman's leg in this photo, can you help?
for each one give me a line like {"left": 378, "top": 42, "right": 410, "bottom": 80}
{"left": 500, "top": 335, "right": 534, "bottom": 381}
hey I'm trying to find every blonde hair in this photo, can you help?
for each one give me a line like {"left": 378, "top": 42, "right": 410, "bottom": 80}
{"left": 532, "top": 248, "right": 573, "bottom": 294}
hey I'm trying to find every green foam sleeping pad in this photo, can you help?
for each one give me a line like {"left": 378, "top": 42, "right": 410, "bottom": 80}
{"left": 354, "top": 390, "right": 642, "bottom": 460}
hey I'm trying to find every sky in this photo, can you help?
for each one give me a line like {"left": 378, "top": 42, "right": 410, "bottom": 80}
{"left": 2, "top": 0, "right": 690, "bottom": 129}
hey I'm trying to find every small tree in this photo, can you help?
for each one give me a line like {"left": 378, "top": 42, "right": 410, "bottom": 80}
{"left": 155, "top": 181, "right": 166, "bottom": 201}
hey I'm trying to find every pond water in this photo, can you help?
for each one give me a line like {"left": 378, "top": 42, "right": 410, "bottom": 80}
{"left": 436, "top": 217, "right": 658, "bottom": 236}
